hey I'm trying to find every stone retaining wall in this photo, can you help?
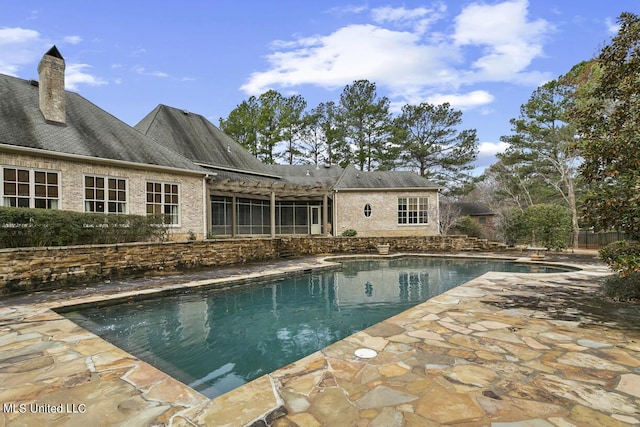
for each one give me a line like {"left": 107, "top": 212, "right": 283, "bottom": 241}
{"left": 0, "top": 236, "right": 506, "bottom": 295}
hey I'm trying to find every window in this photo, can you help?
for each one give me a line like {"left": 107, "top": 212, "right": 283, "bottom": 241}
{"left": 85, "top": 175, "right": 127, "bottom": 213}
{"left": 364, "top": 203, "right": 372, "bottom": 218}
{"left": 397, "top": 197, "right": 429, "bottom": 224}
{"left": 2, "top": 167, "right": 59, "bottom": 209}
{"left": 146, "top": 182, "right": 179, "bottom": 225}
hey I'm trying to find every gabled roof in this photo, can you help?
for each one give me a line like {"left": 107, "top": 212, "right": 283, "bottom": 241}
{"left": 135, "top": 105, "right": 276, "bottom": 178}
{"left": 333, "top": 165, "right": 441, "bottom": 190}
{"left": 0, "top": 74, "right": 204, "bottom": 174}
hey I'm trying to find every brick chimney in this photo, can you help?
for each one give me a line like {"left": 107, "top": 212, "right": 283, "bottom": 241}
{"left": 37, "top": 46, "right": 66, "bottom": 124}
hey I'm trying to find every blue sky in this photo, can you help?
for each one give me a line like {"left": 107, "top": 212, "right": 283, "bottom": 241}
{"left": 1, "top": 1, "right": 634, "bottom": 173}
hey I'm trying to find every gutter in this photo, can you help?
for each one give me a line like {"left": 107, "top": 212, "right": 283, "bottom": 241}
{"left": 0, "top": 143, "right": 208, "bottom": 177}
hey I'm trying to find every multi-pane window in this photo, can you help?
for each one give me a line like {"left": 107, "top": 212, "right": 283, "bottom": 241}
{"left": 84, "top": 175, "right": 127, "bottom": 213}
{"left": 2, "top": 167, "right": 59, "bottom": 209}
{"left": 397, "top": 197, "right": 429, "bottom": 224}
{"left": 146, "top": 182, "right": 179, "bottom": 225}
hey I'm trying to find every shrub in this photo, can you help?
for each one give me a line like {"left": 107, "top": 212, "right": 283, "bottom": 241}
{"left": 603, "top": 272, "right": 640, "bottom": 300}
{"left": 505, "top": 204, "right": 572, "bottom": 250}
{"left": 452, "top": 216, "right": 485, "bottom": 238}
{"left": 599, "top": 240, "right": 640, "bottom": 277}
{"left": 341, "top": 229, "right": 357, "bottom": 237}
{"left": 0, "top": 207, "right": 167, "bottom": 248}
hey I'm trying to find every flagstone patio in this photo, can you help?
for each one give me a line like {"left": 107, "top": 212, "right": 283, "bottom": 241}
{"left": 1, "top": 252, "right": 639, "bottom": 426}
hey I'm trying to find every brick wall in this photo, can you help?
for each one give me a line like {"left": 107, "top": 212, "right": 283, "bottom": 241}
{"left": 335, "top": 191, "right": 440, "bottom": 237}
{"left": 0, "top": 152, "right": 205, "bottom": 240}
{"left": 0, "top": 236, "right": 506, "bottom": 295}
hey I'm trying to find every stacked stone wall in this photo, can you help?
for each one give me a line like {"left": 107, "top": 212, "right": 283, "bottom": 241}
{"left": 0, "top": 236, "right": 506, "bottom": 295}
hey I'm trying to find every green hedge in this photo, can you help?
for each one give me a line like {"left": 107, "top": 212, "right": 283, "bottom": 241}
{"left": 0, "top": 207, "right": 168, "bottom": 248}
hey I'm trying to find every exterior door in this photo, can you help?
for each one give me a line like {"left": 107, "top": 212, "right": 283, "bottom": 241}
{"left": 310, "top": 206, "right": 321, "bottom": 235}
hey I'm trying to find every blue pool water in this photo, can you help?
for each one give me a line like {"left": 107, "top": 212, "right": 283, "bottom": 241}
{"left": 63, "top": 257, "right": 569, "bottom": 398}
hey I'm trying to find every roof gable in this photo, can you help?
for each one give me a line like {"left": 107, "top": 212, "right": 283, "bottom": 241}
{"left": 135, "top": 105, "right": 273, "bottom": 177}
{"left": 0, "top": 73, "right": 204, "bottom": 174}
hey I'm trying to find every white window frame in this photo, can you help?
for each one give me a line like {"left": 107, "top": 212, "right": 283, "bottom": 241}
{"left": 398, "top": 196, "right": 429, "bottom": 225}
{"left": 146, "top": 181, "right": 180, "bottom": 226}
{"left": 84, "top": 175, "right": 128, "bottom": 214}
{"left": 1, "top": 166, "right": 60, "bottom": 209}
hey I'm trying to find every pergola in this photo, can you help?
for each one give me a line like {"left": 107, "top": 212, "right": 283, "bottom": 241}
{"left": 207, "top": 177, "right": 333, "bottom": 237}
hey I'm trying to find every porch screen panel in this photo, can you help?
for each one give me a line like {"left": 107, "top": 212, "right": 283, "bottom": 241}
{"left": 294, "top": 205, "right": 308, "bottom": 234}
{"left": 236, "top": 198, "right": 269, "bottom": 235}
{"left": 277, "top": 204, "right": 295, "bottom": 234}
{"left": 210, "top": 196, "right": 232, "bottom": 236}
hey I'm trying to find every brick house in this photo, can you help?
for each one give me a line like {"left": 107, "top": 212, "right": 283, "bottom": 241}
{"left": 1, "top": 46, "right": 441, "bottom": 240}
{"left": 0, "top": 47, "right": 208, "bottom": 240}
{"left": 135, "top": 105, "right": 441, "bottom": 237}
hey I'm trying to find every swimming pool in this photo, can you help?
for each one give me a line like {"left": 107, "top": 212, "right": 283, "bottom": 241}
{"left": 62, "top": 257, "right": 571, "bottom": 398}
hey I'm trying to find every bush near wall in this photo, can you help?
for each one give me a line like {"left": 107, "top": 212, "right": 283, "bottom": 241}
{"left": 0, "top": 207, "right": 167, "bottom": 248}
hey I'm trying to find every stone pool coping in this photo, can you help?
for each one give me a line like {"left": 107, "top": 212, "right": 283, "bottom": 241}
{"left": 1, "top": 252, "right": 639, "bottom": 426}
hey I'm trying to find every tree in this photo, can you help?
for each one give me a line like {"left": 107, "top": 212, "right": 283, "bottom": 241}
{"left": 299, "top": 102, "right": 350, "bottom": 166}
{"left": 438, "top": 199, "right": 463, "bottom": 235}
{"left": 499, "top": 79, "right": 582, "bottom": 249}
{"left": 219, "top": 96, "right": 260, "bottom": 157}
{"left": 279, "top": 94, "right": 307, "bottom": 165}
{"left": 394, "top": 102, "right": 478, "bottom": 193}
{"left": 339, "top": 80, "right": 393, "bottom": 171}
{"left": 256, "top": 90, "right": 285, "bottom": 164}
{"left": 569, "top": 12, "right": 640, "bottom": 240}
{"left": 505, "top": 204, "right": 572, "bottom": 250}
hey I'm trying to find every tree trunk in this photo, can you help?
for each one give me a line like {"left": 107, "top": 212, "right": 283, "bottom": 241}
{"left": 567, "top": 179, "right": 580, "bottom": 250}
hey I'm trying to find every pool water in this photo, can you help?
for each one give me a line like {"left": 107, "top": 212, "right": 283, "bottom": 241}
{"left": 63, "top": 257, "right": 569, "bottom": 398}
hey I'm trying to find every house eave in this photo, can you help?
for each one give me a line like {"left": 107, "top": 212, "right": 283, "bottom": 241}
{"left": 0, "top": 143, "right": 207, "bottom": 177}
{"left": 194, "top": 162, "right": 281, "bottom": 179}
{"left": 334, "top": 187, "right": 442, "bottom": 192}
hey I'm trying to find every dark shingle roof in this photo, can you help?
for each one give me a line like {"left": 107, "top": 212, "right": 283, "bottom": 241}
{"left": 452, "top": 202, "right": 495, "bottom": 216}
{"left": 135, "top": 105, "right": 276, "bottom": 178}
{"left": 266, "top": 164, "right": 344, "bottom": 187}
{"left": 0, "top": 74, "right": 204, "bottom": 174}
{"left": 333, "top": 165, "right": 440, "bottom": 190}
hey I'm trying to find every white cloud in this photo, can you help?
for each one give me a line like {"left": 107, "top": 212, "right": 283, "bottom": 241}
{"left": 605, "top": 17, "right": 620, "bottom": 35}
{"left": 133, "top": 66, "right": 169, "bottom": 78}
{"left": 241, "top": 22, "right": 456, "bottom": 95}
{"left": 324, "top": 4, "right": 368, "bottom": 16}
{"left": 453, "top": 0, "right": 554, "bottom": 84}
{"left": 65, "top": 63, "right": 108, "bottom": 90}
{"left": 0, "top": 27, "right": 41, "bottom": 45}
{"left": 242, "top": 1, "right": 552, "bottom": 110}
{"left": 426, "top": 90, "right": 495, "bottom": 110}
{"left": 0, "top": 27, "right": 46, "bottom": 75}
{"left": 474, "top": 140, "right": 509, "bottom": 171}
{"left": 63, "top": 35, "right": 82, "bottom": 45}
{"left": 371, "top": 4, "right": 445, "bottom": 34}
{"left": 479, "top": 141, "right": 509, "bottom": 155}
{"left": 0, "top": 27, "right": 106, "bottom": 91}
